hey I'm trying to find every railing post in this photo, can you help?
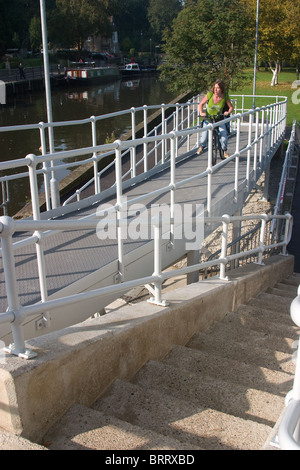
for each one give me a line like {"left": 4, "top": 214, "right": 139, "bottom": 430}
{"left": 143, "top": 105, "right": 148, "bottom": 172}
{"left": 91, "top": 116, "right": 100, "bottom": 195}
{"left": 27, "top": 153, "right": 41, "bottom": 221}
{"left": 259, "top": 107, "right": 265, "bottom": 167}
{"left": 148, "top": 215, "right": 168, "bottom": 307}
{"left": 254, "top": 108, "right": 259, "bottom": 180}
{"left": 265, "top": 107, "right": 270, "bottom": 158}
{"left": 234, "top": 114, "right": 241, "bottom": 203}
{"left": 193, "top": 97, "right": 200, "bottom": 148}
{"left": 282, "top": 213, "right": 293, "bottom": 255}
{"left": 258, "top": 214, "right": 267, "bottom": 265}
{"left": 273, "top": 105, "right": 276, "bottom": 146}
{"left": 131, "top": 107, "right": 136, "bottom": 177}
{"left": 220, "top": 214, "right": 230, "bottom": 280}
{"left": 154, "top": 126, "right": 158, "bottom": 165}
{"left": 274, "top": 104, "right": 279, "bottom": 144}
{"left": 161, "top": 104, "right": 166, "bottom": 163}
{"left": 241, "top": 95, "right": 245, "bottom": 122}
{"left": 27, "top": 154, "right": 50, "bottom": 327}
{"left": 39, "top": 122, "right": 51, "bottom": 211}
{"left": 175, "top": 103, "right": 179, "bottom": 157}
{"left": 169, "top": 132, "right": 176, "bottom": 248}
{"left": 115, "top": 141, "right": 124, "bottom": 282}
{"left": 207, "top": 125, "right": 213, "bottom": 216}
{"left": 0, "top": 216, "right": 37, "bottom": 359}
{"left": 290, "top": 290, "right": 300, "bottom": 400}
{"left": 269, "top": 106, "right": 273, "bottom": 148}
{"left": 187, "top": 101, "right": 191, "bottom": 152}
{"left": 246, "top": 111, "right": 253, "bottom": 189}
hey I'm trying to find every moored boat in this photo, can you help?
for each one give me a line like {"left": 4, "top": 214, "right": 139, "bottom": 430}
{"left": 65, "top": 63, "right": 120, "bottom": 84}
{"left": 120, "top": 62, "right": 157, "bottom": 77}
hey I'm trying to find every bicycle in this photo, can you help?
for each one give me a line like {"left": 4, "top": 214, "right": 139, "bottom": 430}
{"left": 197, "top": 113, "right": 227, "bottom": 165}
{"left": 203, "top": 114, "right": 226, "bottom": 165}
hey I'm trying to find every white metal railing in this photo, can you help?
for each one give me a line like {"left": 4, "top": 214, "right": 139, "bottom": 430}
{"left": 0, "top": 94, "right": 287, "bottom": 218}
{"left": 271, "top": 120, "right": 300, "bottom": 238}
{"left": 0, "top": 211, "right": 293, "bottom": 359}
{"left": 278, "top": 286, "right": 300, "bottom": 450}
{"left": 0, "top": 97, "right": 202, "bottom": 214}
{"left": 0, "top": 94, "right": 288, "bottom": 358}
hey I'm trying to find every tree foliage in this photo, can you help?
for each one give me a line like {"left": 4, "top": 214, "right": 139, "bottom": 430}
{"left": 109, "top": 0, "right": 151, "bottom": 53}
{"left": 159, "top": 0, "right": 252, "bottom": 94}
{"left": 148, "top": 0, "right": 182, "bottom": 42}
{"left": 282, "top": 1, "right": 300, "bottom": 70}
{"left": 243, "top": 0, "right": 300, "bottom": 85}
{"left": 48, "top": 0, "right": 112, "bottom": 50}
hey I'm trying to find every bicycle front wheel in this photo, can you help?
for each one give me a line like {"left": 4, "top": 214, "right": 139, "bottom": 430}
{"left": 212, "top": 131, "right": 218, "bottom": 165}
{"left": 219, "top": 144, "right": 225, "bottom": 160}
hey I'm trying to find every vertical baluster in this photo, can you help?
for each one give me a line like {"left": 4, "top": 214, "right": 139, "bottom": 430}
{"left": 1, "top": 216, "right": 36, "bottom": 358}
{"left": 220, "top": 214, "right": 230, "bottom": 280}
{"left": 131, "top": 107, "right": 136, "bottom": 177}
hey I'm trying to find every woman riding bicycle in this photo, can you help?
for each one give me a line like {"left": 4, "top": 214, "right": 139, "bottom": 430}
{"left": 197, "top": 79, "right": 233, "bottom": 158}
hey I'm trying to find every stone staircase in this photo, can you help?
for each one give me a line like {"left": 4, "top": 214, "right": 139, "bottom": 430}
{"left": 39, "top": 273, "right": 300, "bottom": 451}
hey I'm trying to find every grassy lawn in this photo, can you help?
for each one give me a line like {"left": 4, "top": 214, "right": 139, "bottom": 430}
{"left": 232, "top": 68, "right": 300, "bottom": 127}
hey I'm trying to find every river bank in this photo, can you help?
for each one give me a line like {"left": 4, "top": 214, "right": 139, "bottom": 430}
{"left": 0, "top": 64, "right": 122, "bottom": 98}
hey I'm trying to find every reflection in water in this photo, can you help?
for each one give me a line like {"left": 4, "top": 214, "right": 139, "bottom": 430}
{"left": 0, "top": 77, "right": 176, "bottom": 159}
{"left": 0, "top": 77, "right": 177, "bottom": 215}
{"left": 122, "top": 80, "right": 141, "bottom": 90}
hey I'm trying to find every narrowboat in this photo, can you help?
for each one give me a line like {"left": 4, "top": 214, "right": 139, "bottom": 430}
{"left": 65, "top": 63, "right": 120, "bottom": 84}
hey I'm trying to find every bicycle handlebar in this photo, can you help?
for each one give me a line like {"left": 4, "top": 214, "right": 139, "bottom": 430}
{"left": 198, "top": 113, "right": 225, "bottom": 122}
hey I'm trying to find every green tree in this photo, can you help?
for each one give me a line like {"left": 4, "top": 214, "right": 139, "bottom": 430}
{"left": 159, "top": 0, "right": 252, "bottom": 94}
{"left": 243, "top": 0, "right": 294, "bottom": 86}
{"left": 0, "top": 0, "right": 56, "bottom": 54}
{"left": 48, "top": 0, "right": 112, "bottom": 51}
{"left": 29, "top": 16, "right": 41, "bottom": 52}
{"left": 282, "top": 1, "right": 300, "bottom": 78}
{"left": 148, "top": 0, "right": 182, "bottom": 42}
{"left": 0, "top": 0, "right": 13, "bottom": 53}
{"left": 111, "top": 0, "right": 151, "bottom": 53}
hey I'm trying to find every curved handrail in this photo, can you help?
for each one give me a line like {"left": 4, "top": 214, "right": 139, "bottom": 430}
{"left": 278, "top": 283, "right": 300, "bottom": 450}
{"left": 278, "top": 400, "right": 300, "bottom": 450}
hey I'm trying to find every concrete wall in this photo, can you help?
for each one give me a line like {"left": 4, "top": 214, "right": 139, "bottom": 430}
{"left": 0, "top": 254, "right": 294, "bottom": 442}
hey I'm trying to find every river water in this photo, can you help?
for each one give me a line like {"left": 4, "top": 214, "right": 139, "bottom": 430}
{"left": 0, "top": 76, "right": 178, "bottom": 215}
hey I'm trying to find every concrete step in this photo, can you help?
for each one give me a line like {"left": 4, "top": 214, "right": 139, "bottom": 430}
{"left": 224, "top": 309, "right": 299, "bottom": 338}
{"left": 131, "top": 360, "right": 285, "bottom": 427}
{"left": 162, "top": 345, "right": 293, "bottom": 397}
{"left": 39, "top": 271, "right": 299, "bottom": 451}
{"left": 0, "top": 430, "right": 47, "bottom": 450}
{"left": 93, "top": 378, "right": 272, "bottom": 451}
{"left": 44, "top": 404, "right": 200, "bottom": 451}
{"left": 233, "top": 303, "right": 298, "bottom": 332}
{"left": 269, "top": 282, "right": 298, "bottom": 297}
{"left": 203, "top": 317, "right": 295, "bottom": 355}
{"left": 268, "top": 287, "right": 296, "bottom": 298}
{"left": 187, "top": 331, "right": 295, "bottom": 374}
{"left": 248, "top": 292, "right": 292, "bottom": 314}
{"left": 227, "top": 304, "right": 300, "bottom": 336}
{"left": 280, "top": 274, "right": 300, "bottom": 288}
{"left": 276, "top": 277, "right": 299, "bottom": 289}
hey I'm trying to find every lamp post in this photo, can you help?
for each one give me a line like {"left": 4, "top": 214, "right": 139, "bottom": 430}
{"left": 252, "top": 0, "right": 260, "bottom": 108}
{"left": 39, "top": 0, "right": 59, "bottom": 208}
